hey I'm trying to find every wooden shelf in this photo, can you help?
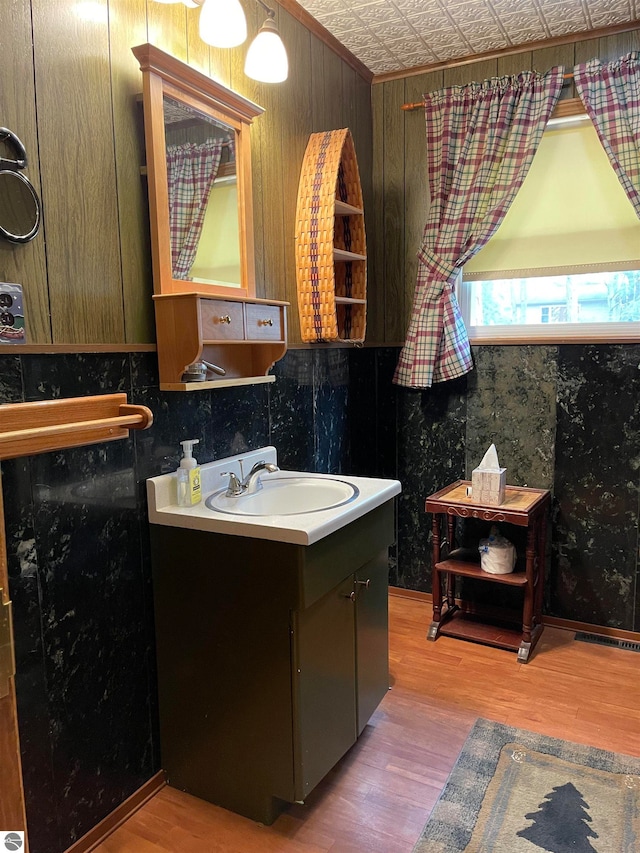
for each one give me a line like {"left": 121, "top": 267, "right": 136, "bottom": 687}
{"left": 295, "top": 128, "right": 367, "bottom": 343}
{"left": 335, "top": 297, "right": 366, "bottom": 305}
{"left": 334, "top": 199, "right": 363, "bottom": 216}
{"left": 437, "top": 610, "right": 524, "bottom": 652}
{"left": 160, "top": 375, "right": 276, "bottom": 392}
{"left": 333, "top": 248, "right": 366, "bottom": 262}
{"left": 436, "top": 556, "right": 528, "bottom": 587}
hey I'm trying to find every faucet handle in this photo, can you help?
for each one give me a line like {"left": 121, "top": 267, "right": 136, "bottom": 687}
{"left": 220, "top": 471, "right": 243, "bottom": 497}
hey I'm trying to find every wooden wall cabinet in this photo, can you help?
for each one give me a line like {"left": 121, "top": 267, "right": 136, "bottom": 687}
{"left": 153, "top": 293, "right": 287, "bottom": 390}
{"left": 133, "top": 43, "right": 288, "bottom": 389}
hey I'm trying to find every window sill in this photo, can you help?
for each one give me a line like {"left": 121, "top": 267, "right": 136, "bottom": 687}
{"left": 467, "top": 324, "right": 640, "bottom": 345}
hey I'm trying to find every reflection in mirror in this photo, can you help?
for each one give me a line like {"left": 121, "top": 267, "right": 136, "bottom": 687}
{"left": 163, "top": 95, "right": 241, "bottom": 288}
{"left": 0, "top": 169, "right": 41, "bottom": 244}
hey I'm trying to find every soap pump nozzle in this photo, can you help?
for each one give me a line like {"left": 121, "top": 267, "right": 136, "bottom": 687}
{"left": 179, "top": 439, "right": 199, "bottom": 469}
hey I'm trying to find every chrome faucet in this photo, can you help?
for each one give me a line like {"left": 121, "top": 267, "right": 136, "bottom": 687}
{"left": 220, "top": 460, "right": 279, "bottom": 497}
{"left": 242, "top": 460, "right": 279, "bottom": 494}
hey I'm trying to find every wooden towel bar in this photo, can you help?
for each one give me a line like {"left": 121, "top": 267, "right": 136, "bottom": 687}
{"left": 0, "top": 393, "right": 154, "bottom": 460}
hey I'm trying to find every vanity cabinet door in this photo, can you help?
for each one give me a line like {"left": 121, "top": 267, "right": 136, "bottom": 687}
{"left": 292, "top": 575, "right": 357, "bottom": 801}
{"left": 355, "top": 551, "right": 390, "bottom": 735}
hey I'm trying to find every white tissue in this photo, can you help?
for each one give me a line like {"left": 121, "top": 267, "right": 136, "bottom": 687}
{"left": 477, "top": 443, "right": 500, "bottom": 471}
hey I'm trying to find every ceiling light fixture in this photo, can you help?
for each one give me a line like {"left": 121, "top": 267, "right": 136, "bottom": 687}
{"left": 244, "top": 3, "right": 288, "bottom": 83}
{"left": 198, "top": 0, "right": 247, "bottom": 48}
{"left": 151, "top": 0, "right": 287, "bottom": 82}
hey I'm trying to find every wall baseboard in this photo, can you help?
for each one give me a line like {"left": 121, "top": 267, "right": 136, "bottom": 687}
{"left": 64, "top": 771, "right": 166, "bottom": 853}
{"left": 388, "top": 586, "right": 640, "bottom": 643}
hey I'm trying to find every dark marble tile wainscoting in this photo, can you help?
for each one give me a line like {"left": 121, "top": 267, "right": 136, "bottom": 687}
{"left": 1, "top": 343, "right": 639, "bottom": 852}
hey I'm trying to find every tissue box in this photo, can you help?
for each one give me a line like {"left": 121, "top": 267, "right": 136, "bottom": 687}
{"left": 471, "top": 467, "right": 506, "bottom": 505}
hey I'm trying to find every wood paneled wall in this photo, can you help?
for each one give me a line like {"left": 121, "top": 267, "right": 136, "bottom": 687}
{"left": 371, "top": 29, "right": 640, "bottom": 344}
{"left": 0, "top": 0, "right": 372, "bottom": 346}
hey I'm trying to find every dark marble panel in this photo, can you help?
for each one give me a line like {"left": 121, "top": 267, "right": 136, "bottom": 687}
{"left": 347, "top": 348, "right": 378, "bottom": 477}
{"left": 21, "top": 353, "right": 131, "bottom": 400}
{"left": 0, "top": 354, "right": 24, "bottom": 401}
{"left": 375, "top": 348, "right": 401, "bottom": 481}
{"left": 551, "top": 345, "right": 640, "bottom": 629}
{"left": 466, "top": 345, "right": 558, "bottom": 490}
{"left": 314, "top": 350, "right": 350, "bottom": 474}
{"left": 130, "top": 351, "right": 160, "bottom": 391}
{"left": 396, "top": 376, "right": 467, "bottom": 592}
{"left": 28, "top": 439, "right": 154, "bottom": 851}
{"left": 206, "top": 383, "right": 270, "bottom": 461}
{"left": 268, "top": 351, "right": 315, "bottom": 472}
{"left": 131, "top": 388, "right": 213, "bottom": 481}
{"left": 3, "top": 455, "right": 60, "bottom": 853}
{"left": 348, "top": 347, "right": 400, "bottom": 481}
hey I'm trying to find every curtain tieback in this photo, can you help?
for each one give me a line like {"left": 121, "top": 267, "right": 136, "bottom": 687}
{"left": 417, "top": 247, "right": 458, "bottom": 286}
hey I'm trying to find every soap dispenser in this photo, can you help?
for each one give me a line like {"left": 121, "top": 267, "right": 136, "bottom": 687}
{"left": 177, "top": 439, "right": 202, "bottom": 506}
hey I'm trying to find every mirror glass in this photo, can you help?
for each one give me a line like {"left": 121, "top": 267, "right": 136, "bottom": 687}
{"left": 163, "top": 95, "right": 241, "bottom": 289}
{"left": 0, "top": 169, "right": 41, "bottom": 244}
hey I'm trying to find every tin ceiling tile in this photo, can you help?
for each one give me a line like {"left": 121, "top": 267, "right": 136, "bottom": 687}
{"left": 293, "top": 0, "right": 638, "bottom": 75}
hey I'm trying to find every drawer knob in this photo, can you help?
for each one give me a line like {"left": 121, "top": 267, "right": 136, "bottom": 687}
{"left": 258, "top": 318, "right": 273, "bottom": 326}
{"left": 219, "top": 315, "right": 232, "bottom": 324}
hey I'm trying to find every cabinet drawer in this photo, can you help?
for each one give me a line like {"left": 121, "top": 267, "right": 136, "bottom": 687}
{"left": 200, "top": 300, "right": 244, "bottom": 340}
{"left": 245, "top": 303, "right": 283, "bottom": 341}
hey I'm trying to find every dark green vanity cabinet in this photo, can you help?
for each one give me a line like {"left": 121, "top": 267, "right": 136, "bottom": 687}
{"left": 149, "top": 500, "right": 394, "bottom": 824}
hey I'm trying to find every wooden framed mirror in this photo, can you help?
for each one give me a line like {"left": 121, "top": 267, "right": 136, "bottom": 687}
{"left": 132, "top": 43, "right": 264, "bottom": 299}
{"left": 132, "top": 44, "right": 287, "bottom": 391}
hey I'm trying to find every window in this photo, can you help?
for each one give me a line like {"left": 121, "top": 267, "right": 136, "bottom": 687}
{"left": 460, "top": 110, "right": 640, "bottom": 342}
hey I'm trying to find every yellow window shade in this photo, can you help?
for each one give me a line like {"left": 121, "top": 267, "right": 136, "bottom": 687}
{"left": 463, "top": 119, "right": 640, "bottom": 281}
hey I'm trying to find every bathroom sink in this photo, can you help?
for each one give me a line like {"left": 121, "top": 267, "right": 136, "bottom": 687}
{"left": 206, "top": 475, "right": 359, "bottom": 516}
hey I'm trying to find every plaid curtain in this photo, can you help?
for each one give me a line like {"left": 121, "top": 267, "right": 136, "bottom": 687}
{"left": 166, "top": 139, "right": 224, "bottom": 280}
{"left": 574, "top": 52, "right": 640, "bottom": 217}
{"left": 394, "top": 68, "right": 564, "bottom": 389}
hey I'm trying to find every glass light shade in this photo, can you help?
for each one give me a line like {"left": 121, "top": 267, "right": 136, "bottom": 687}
{"left": 244, "top": 18, "right": 288, "bottom": 83}
{"left": 199, "top": 0, "right": 247, "bottom": 48}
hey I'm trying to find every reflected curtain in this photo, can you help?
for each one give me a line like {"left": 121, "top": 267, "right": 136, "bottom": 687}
{"left": 166, "top": 139, "right": 224, "bottom": 279}
{"left": 574, "top": 52, "right": 640, "bottom": 217}
{"left": 394, "top": 68, "right": 564, "bottom": 389}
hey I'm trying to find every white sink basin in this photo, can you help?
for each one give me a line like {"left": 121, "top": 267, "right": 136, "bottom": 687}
{"left": 206, "top": 475, "right": 359, "bottom": 516}
{"left": 147, "top": 446, "right": 401, "bottom": 544}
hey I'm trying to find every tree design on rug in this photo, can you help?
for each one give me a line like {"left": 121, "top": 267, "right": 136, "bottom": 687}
{"left": 516, "top": 782, "right": 599, "bottom": 852}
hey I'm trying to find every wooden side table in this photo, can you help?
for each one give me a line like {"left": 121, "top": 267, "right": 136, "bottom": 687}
{"left": 425, "top": 480, "right": 550, "bottom": 663}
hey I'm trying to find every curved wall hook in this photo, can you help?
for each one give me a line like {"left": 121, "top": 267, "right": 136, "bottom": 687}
{"left": 0, "top": 128, "right": 28, "bottom": 170}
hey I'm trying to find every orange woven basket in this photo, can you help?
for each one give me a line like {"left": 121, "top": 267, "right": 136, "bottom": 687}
{"left": 295, "top": 128, "right": 366, "bottom": 343}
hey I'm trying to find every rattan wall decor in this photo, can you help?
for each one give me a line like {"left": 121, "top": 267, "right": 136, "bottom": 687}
{"left": 295, "top": 128, "right": 366, "bottom": 343}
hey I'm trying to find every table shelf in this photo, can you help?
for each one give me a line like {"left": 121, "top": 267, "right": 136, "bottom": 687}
{"left": 435, "top": 557, "right": 528, "bottom": 587}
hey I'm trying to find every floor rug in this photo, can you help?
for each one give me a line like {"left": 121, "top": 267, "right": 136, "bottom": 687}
{"left": 412, "top": 718, "right": 640, "bottom": 853}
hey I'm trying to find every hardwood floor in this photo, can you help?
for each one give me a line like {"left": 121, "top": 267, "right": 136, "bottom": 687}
{"left": 94, "top": 594, "right": 640, "bottom": 852}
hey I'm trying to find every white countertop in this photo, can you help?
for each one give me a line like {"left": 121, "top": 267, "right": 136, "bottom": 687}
{"left": 147, "top": 446, "right": 401, "bottom": 545}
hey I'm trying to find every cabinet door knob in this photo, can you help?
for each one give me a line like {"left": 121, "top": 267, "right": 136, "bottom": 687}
{"left": 343, "top": 591, "right": 356, "bottom": 602}
{"left": 219, "top": 314, "right": 232, "bottom": 324}
{"left": 258, "top": 318, "right": 273, "bottom": 326}
{"left": 356, "top": 579, "right": 371, "bottom": 589}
